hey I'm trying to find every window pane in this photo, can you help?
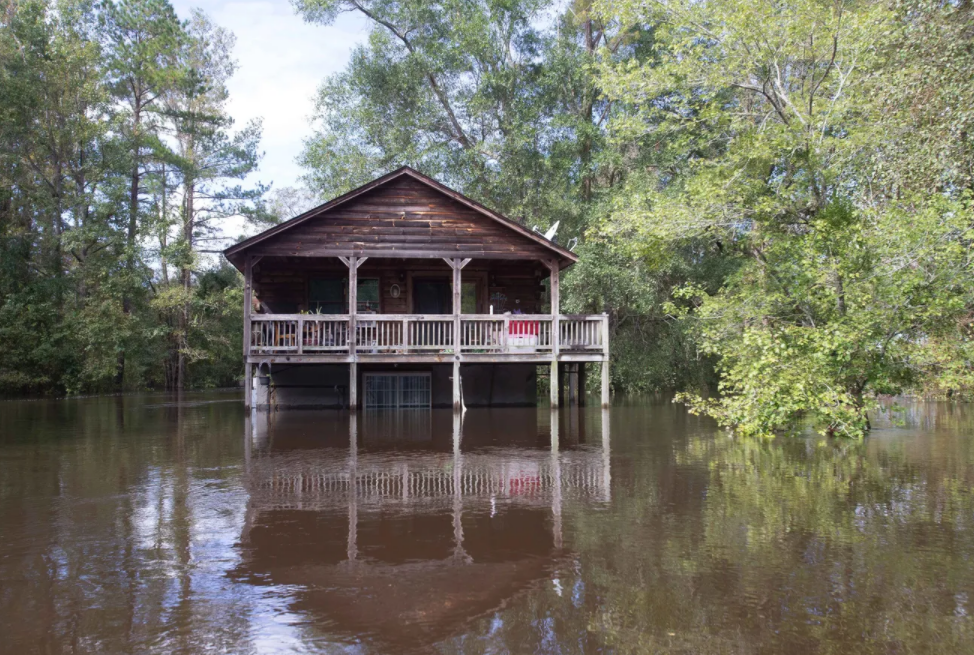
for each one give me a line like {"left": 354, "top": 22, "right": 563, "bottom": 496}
{"left": 462, "top": 281, "right": 477, "bottom": 314}
{"left": 309, "top": 278, "right": 344, "bottom": 314}
{"left": 358, "top": 279, "right": 380, "bottom": 312}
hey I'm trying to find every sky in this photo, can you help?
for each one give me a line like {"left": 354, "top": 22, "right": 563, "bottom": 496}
{"left": 169, "top": 0, "right": 369, "bottom": 192}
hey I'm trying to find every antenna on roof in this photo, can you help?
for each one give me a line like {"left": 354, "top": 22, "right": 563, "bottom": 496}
{"left": 544, "top": 221, "right": 560, "bottom": 241}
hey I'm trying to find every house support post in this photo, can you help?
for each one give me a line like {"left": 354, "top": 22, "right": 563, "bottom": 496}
{"left": 445, "top": 257, "right": 470, "bottom": 413}
{"left": 243, "top": 256, "right": 253, "bottom": 408}
{"left": 349, "top": 361, "right": 357, "bottom": 410}
{"left": 453, "top": 359, "right": 461, "bottom": 412}
{"left": 550, "top": 362, "right": 559, "bottom": 409}
{"left": 601, "top": 313, "right": 610, "bottom": 409}
{"left": 549, "top": 260, "right": 560, "bottom": 408}
{"left": 578, "top": 362, "right": 587, "bottom": 407}
{"left": 244, "top": 362, "right": 252, "bottom": 410}
{"left": 340, "top": 255, "right": 367, "bottom": 411}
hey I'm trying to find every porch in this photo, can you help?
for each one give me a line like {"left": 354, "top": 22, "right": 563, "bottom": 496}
{"left": 247, "top": 312, "right": 608, "bottom": 362}
{"left": 241, "top": 255, "right": 609, "bottom": 411}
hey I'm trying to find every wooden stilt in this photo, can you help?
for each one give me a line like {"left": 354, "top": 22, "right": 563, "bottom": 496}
{"left": 243, "top": 257, "right": 253, "bottom": 408}
{"left": 550, "top": 361, "right": 559, "bottom": 408}
{"left": 557, "top": 363, "right": 565, "bottom": 407}
{"left": 244, "top": 361, "right": 252, "bottom": 409}
{"left": 453, "top": 360, "right": 462, "bottom": 412}
{"left": 578, "top": 362, "right": 587, "bottom": 407}
{"left": 349, "top": 361, "right": 358, "bottom": 410}
{"left": 601, "top": 359, "right": 610, "bottom": 408}
{"left": 567, "top": 362, "right": 578, "bottom": 406}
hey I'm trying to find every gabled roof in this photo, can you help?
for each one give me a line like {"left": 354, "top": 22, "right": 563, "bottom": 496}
{"left": 223, "top": 166, "right": 578, "bottom": 268}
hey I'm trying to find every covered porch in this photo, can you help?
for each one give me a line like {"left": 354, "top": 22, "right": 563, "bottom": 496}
{"left": 241, "top": 253, "right": 609, "bottom": 410}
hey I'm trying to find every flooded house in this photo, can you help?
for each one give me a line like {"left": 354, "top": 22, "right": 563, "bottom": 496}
{"left": 224, "top": 167, "right": 609, "bottom": 410}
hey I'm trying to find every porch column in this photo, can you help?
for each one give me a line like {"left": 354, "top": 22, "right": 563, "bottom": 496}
{"left": 549, "top": 260, "right": 560, "bottom": 409}
{"left": 341, "top": 255, "right": 367, "bottom": 411}
{"left": 444, "top": 257, "right": 470, "bottom": 413}
{"left": 243, "top": 256, "right": 253, "bottom": 408}
{"left": 453, "top": 258, "right": 462, "bottom": 411}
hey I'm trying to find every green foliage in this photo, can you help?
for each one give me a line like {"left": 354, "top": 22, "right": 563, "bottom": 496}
{"left": 0, "top": 0, "right": 262, "bottom": 395}
{"left": 594, "top": 0, "right": 974, "bottom": 436}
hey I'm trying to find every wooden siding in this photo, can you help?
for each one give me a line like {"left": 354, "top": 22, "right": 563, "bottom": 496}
{"left": 245, "top": 177, "right": 556, "bottom": 261}
{"left": 253, "top": 257, "right": 546, "bottom": 315}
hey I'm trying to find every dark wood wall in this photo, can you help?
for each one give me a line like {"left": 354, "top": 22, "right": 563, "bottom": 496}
{"left": 246, "top": 176, "right": 557, "bottom": 261}
{"left": 254, "top": 257, "right": 547, "bottom": 315}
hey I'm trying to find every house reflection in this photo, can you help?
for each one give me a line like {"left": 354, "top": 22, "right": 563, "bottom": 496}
{"left": 235, "top": 408, "right": 610, "bottom": 650}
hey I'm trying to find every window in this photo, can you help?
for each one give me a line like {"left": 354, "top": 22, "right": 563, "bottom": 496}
{"left": 309, "top": 278, "right": 344, "bottom": 314}
{"left": 357, "top": 278, "right": 380, "bottom": 313}
{"left": 309, "top": 278, "right": 380, "bottom": 313}
{"left": 461, "top": 281, "right": 478, "bottom": 314}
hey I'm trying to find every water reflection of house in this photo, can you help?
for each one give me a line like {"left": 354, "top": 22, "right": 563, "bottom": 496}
{"left": 234, "top": 409, "right": 610, "bottom": 650}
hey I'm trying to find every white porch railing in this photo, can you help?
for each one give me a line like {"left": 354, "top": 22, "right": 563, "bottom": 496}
{"left": 249, "top": 313, "right": 607, "bottom": 356}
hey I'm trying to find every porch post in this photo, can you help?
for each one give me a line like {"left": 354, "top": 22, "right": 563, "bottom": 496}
{"left": 549, "top": 260, "right": 560, "bottom": 409}
{"left": 347, "top": 255, "right": 358, "bottom": 410}
{"left": 243, "top": 256, "right": 253, "bottom": 408}
{"left": 446, "top": 257, "right": 469, "bottom": 413}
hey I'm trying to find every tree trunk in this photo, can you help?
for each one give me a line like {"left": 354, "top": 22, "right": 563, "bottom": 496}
{"left": 177, "top": 179, "right": 194, "bottom": 391}
{"left": 118, "top": 103, "right": 143, "bottom": 388}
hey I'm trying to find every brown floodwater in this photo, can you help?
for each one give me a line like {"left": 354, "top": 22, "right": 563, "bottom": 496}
{"left": 1, "top": 394, "right": 973, "bottom": 654}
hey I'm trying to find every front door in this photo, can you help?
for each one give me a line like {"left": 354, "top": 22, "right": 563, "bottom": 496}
{"left": 413, "top": 278, "right": 452, "bottom": 314}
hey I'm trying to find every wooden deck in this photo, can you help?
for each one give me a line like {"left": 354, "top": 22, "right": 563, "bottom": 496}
{"left": 246, "top": 312, "right": 609, "bottom": 363}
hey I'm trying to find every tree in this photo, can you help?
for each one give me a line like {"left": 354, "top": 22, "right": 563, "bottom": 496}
{"left": 594, "top": 0, "right": 974, "bottom": 436}
{"left": 295, "top": 0, "right": 624, "bottom": 235}
{"left": 164, "top": 9, "right": 265, "bottom": 389}
{"left": 101, "top": 0, "right": 184, "bottom": 383}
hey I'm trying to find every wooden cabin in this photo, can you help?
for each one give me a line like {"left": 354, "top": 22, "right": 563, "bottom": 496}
{"left": 224, "top": 167, "right": 609, "bottom": 410}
